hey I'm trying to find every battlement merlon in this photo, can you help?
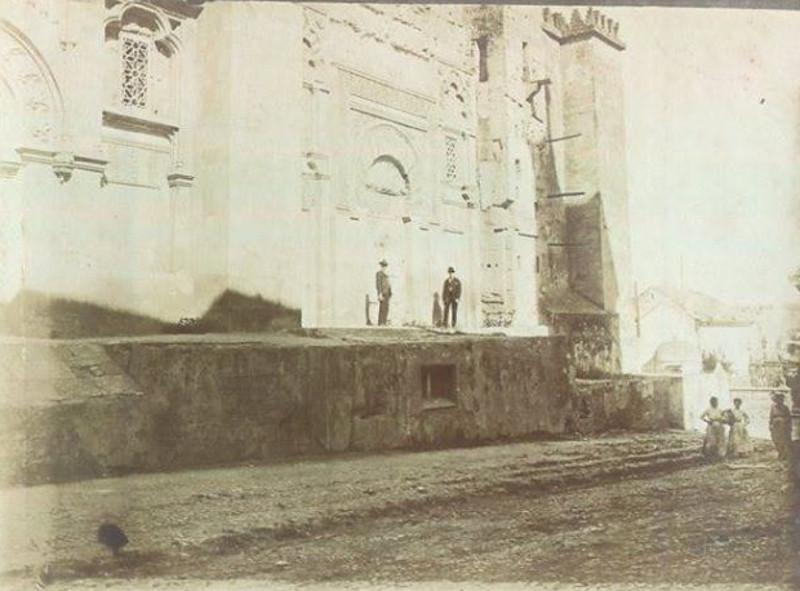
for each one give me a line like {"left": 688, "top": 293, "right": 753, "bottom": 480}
{"left": 542, "top": 7, "right": 625, "bottom": 51}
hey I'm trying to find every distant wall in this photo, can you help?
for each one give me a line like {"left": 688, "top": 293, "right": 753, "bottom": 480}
{"left": 1, "top": 335, "right": 574, "bottom": 485}
{"left": 573, "top": 374, "right": 684, "bottom": 434}
{"left": 550, "top": 312, "right": 620, "bottom": 377}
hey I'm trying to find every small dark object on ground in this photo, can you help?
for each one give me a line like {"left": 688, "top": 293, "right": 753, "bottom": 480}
{"left": 97, "top": 523, "right": 128, "bottom": 556}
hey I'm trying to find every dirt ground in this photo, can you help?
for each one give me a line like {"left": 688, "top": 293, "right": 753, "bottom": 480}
{"left": 2, "top": 432, "right": 797, "bottom": 590}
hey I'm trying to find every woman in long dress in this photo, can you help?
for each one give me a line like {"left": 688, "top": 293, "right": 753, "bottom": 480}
{"left": 726, "top": 398, "right": 753, "bottom": 458}
{"left": 701, "top": 396, "right": 726, "bottom": 460}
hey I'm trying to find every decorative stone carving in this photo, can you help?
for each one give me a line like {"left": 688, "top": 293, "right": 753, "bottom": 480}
{"left": 15, "top": 148, "right": 108, "bottom": 183}
{"left": 343, "top": 69, "right": 432, "bottom": 121}
{"left": 105, "top": 0, "right": 201, "bottom": 45}
{"left": 0, "top": 20, "right": 63, "bottom": 148}
{"left": 167, "top": 172, "right": 194, "bottom": 188}
{"left": 303, "top": 151, "right": 329, "bottom": 180}
{"left": 542, "top": 7, "right": 625, "bottom": 50}
{"left": 52, "top": 152, "right": 75, "bottom": 183}
{"left": 303, "top": 8, "right": 328, "bottom": 83}
{"left": 438, "top": 66, "right": 473, "bottom": 123}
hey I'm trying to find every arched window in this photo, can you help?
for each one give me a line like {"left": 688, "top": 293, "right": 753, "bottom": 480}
{"left": 104, "top": 4, "right": 178, "bottom": 119}
{"left": 364, "top": 155, "right": 410, "bottom": 197}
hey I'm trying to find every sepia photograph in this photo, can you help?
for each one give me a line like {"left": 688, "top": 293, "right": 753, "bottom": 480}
{"left": 1, "top": 0, "right": 800, "bottom": 589}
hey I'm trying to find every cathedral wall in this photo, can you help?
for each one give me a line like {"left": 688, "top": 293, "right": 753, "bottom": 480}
{"left": 195, "top": 2, "right": 306, "bottom": 311}
{"left": 299, "top": 4, "right": 486, "bottom": 328}
{"left": 1, "top": 0, "right": 212, "bottom": 322}
{"left": 0, "top": 2, "right": 631, "bottom": 337}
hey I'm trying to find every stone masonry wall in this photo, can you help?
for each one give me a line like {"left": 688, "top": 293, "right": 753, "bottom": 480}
{"left": 550, "top": 312, "right": 621, "bottom": 378}
{"left": 573, "top": 374, "right": 684, "bottom": 435}
{"left": 1, "top": 335, "right": 574, "bottom": 485}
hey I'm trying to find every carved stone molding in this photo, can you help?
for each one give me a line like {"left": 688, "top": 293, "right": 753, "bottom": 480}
{"left": 16, "top": 147, "right": 108, "bottom": 183}
{"left": 340, "top": 65, "right": 434, "bottom": 121}
{"left": 167, "top": 171, "right": 194, "bottom": 188}
{"left": 0, "top": 160, "right": 23, "bottom": 179}
{"left": 105, "top": 0, "right": 202, "bottom": 53}
{"left": 0, "top": 19, "right": 63, "bottom": 147}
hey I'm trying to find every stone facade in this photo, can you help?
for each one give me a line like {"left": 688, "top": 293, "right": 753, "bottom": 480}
{"left": 0, "top": 1, "right": 633, "bottom": 337}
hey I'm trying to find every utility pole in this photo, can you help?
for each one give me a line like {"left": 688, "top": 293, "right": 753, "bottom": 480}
{"left": 785, "top": 267, "right": 800, "bottom": 584}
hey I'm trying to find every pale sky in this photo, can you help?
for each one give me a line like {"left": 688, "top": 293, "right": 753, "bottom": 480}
{"left": 606, "top": 6, "right": 800, "bottom": 306}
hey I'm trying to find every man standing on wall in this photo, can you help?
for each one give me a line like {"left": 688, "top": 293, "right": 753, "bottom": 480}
{"left": 376, "top": 259, "right": 392, "bottom": 326}
{"left": 442, "top": 266, "right": 462, "bottom": 329}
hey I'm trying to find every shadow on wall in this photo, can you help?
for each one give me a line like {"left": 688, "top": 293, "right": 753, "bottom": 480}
{"left": 182, "top": 289, "right": 301, "bottom": 334}
{"left": 0, "top": 289, "right": 301, "bottom": 338}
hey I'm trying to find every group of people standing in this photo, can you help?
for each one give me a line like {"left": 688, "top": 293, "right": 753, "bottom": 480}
{"left": 701, "top": 396, "right": 753, "bottom": 460}
{"left": 374, "top": 260, "right": 462, "bottom": 328}
{"left": 701, "top": 391, "right": 794, "bottom": 463}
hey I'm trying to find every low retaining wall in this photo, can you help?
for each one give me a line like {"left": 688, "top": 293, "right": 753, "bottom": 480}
{"left": 0, "top": 333, "right": 574, "bottom": 485}
{"left": 573, "top": 374, "right": 684, "bottom": 434}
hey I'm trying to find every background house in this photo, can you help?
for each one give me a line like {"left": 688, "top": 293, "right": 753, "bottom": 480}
{"left": 633, "top": 285, "right": 757, "bottom": 378}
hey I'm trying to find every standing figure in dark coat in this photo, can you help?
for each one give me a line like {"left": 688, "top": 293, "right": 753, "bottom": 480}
{"left": 442, "top": 267, "right": 462, "bottom": 329}
{"left": 376, "top": 259, "right": 392, "bottom": 326}
{"left": 770, "top": 391, "right": 792, "bottom": 462}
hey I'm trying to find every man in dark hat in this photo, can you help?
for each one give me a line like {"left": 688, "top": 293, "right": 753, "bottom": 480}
{"left": 770, "top": 391, "right": 792, "bottom": 462}
{"left": 376, "top": 259, "right": 392, "bottom": 326}
{"left": 442, "top": 266, "right": 462, "bottom": 329}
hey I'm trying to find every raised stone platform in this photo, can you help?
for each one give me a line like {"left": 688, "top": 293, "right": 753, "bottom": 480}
{"left": 0, "top": 329, "right": 574, "bottom": 486}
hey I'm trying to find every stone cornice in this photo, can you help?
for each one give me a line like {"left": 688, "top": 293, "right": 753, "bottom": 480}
{"left": 102, "top": 110, "right": 180, "bottom": 140}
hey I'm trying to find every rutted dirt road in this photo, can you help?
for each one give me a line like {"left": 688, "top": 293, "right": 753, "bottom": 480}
{"left": 1, "top": 432, "right": 796, "bottom": 590}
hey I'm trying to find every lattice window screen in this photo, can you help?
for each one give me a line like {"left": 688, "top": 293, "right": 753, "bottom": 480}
{"left": 445, "top": 136, "right": 458, "bottom": 183}
{"left": 121, "top": 35, "right": 149, "bottom": 109}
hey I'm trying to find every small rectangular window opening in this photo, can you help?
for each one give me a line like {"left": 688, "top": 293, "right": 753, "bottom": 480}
{"left": 421, "top": 364, "right": 457, "bottom": 405}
